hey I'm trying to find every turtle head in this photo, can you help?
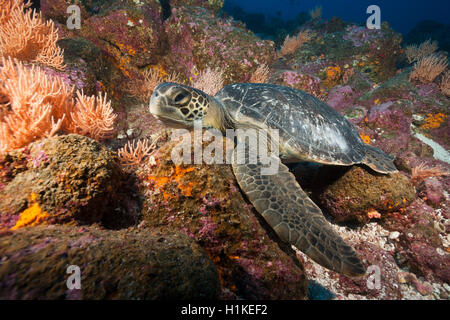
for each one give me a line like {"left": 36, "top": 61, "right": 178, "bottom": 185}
{"left": 150, "top": 82, "right": 216, "bottom": 129}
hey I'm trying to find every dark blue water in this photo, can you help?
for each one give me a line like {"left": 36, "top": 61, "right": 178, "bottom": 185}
{"left": 226, "top": 0, "right": 450, "bottom": 35}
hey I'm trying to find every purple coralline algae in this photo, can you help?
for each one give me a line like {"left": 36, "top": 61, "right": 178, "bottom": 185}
{"left": 163, "top": 6, "right": 275, "bottom": 83}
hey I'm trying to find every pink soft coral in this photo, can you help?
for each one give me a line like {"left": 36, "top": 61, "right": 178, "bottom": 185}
{"left": 279, "top": 30, "right": 312, "bottom": 57}
{"left": 0, "top": 57, "right": 71, "bottom": 153}
{"left": 71, "top": 91, "right": 117, "bottom": 140}
{"left": 409, "top": 53, "right": 448, "bottom": 83}
{"left": 192, "top": 67, "right": 224, "bottom": 95}
{"left": 117, "top": 138, "right": 157, "bottom": 169}
{"left": 0, "top": 58, "right": 116, "bottom": 153}
{"left": 0, "top": 0, "right": 65, "bottom": 70}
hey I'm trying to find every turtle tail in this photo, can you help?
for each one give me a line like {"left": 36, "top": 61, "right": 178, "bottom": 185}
{"left": 362, "top": 144, "right": 398, "bottom": 174}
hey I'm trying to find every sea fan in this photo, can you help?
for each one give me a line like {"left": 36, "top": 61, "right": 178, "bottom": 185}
{"left": 405, "top": 39, "right": 438, "bottom": 64}
{"left": 0, "top": 0, "right": 65, "bottom": 70}
{"left": 0, "top": 57, "right": 71, "bottom": 153}
{"left": 409, "top": 53, "right": 448, "bottom": 83}
{"left": 250, "top": 64, "right": 270, "bottom": 83}
{"left": 0, "top": 58, "right": 117, "bottom": 153}
{"left": 440, "top": 70, "right": 450, "bottom": 97}
{"left": 411, "top": 162, "right": 449, "bottom": 185}
{"left": 279, "top": 30, "right": 312, "bottom": 57}
{"left": 71, "top": 91, "right": 117, "bottom": 141}
{"left": 192, "top": 68, "right": 224, "bottom": 96}
{"left": 118, "top": 138, "right": 157, "bottom": 169}
{"left": 127, "top": 68, "right": 182, "bottom": 102}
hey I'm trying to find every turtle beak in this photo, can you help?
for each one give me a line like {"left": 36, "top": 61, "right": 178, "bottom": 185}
{"left": 149, "top": 92, "right": 164, "bottom": 116}
{"left": 149, "top": 93, "right": 191, "bottom": 129}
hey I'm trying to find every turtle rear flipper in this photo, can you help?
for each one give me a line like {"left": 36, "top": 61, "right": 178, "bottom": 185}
{"left": 231, "top": 135, "right": 366, "bottom": 277}
{"left": 362, "top": 144, "right": 398, "bottom": 174}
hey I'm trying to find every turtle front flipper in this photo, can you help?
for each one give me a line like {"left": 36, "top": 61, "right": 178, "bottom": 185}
{"left": 231, "top": 135, "right": 366, "bottom": 277}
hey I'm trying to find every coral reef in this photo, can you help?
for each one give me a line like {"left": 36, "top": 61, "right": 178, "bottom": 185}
{"left": 170, "top": 0, "right": 224, "bottom": 14}
{"left": 0, "top": 0, "right": 449, "bottom": 300}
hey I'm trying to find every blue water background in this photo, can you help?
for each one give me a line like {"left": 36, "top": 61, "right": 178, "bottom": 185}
{"left": 227, "top": 0, "right": 450, "bottom": 34}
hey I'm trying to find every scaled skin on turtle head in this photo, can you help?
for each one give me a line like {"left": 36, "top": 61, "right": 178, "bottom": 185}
{"left": 149, "top": 82, "right": 231, "bottom": 131}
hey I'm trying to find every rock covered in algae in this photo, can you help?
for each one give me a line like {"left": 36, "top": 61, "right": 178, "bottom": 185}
{"left": 82, "top": 1, "right": 166, "bottom": 68}
{"left": 337, "top": 242, "right": 402, "bottom": 299}
{"left": 0, "top": 225, "right": 220, "bottom": 299}
{"left": 163, "top": 6, "right": 275, "bottom": 84}
{"left": 316, "top": 166, "right": 416, "bottom": 223}
{"left": 170, "top": 0, "right": 225, "bottom": 14}
{"left": 56, "top": 37, "right": 123, "bottom": 98}
{"left": 41, "top": 0, "right": 92, "bottom": 25}
{"left": 384, "top": 199, "right": 450, "bottom": 284}
{"left": 0, "top": 134, "right": 122, "bottom": 229}
{"left": 417, "top": 177, "right": 446, "bottom": 207}
{"left": 137, "top": 132, "right": 307, "bottom": 299}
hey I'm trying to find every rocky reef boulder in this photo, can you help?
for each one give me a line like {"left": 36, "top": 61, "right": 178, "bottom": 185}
{"left": 417, "top": 177, "right": 446, "bottom": 207}
{"left": 0, "top": 225, "right": 220, "bottom": 299}
{"left": 41, "top": 0, "right": 92, "bottom": 25}
{"left": 56, "top": 37, "right": 125, "bottom": 99}
{"left": 290, "top": 22, "right": 403, "bottom": 85}
{"left": 275, "top": 70, "right": 325, "bottom": 99}
{"left": 43, "top": 0, "right": 167, "bottom": 77}
{"left": 314, "top": 166, "right": 416, "bottom": 223}
{"left": 0, "top": 134, "right": 124, "bottom": 229}
{"left": 137, "top": 133, "right": 307, "bottom": 299}
{"left": 82, "top": 1, "right": 167, "bottom": 69}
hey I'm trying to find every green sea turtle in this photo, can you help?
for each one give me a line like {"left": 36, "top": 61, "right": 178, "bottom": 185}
{"left": 149, "top": 82, "right": 397, "bottom": 277}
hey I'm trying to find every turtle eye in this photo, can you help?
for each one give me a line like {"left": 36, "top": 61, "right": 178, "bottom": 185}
{"left": 173, "top": 91, "right": 190, "bottom": 104}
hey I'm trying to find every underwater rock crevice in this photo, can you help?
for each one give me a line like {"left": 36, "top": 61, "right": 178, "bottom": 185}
{"left": 159, "top": 0, "right": 172, "bottom": 21}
